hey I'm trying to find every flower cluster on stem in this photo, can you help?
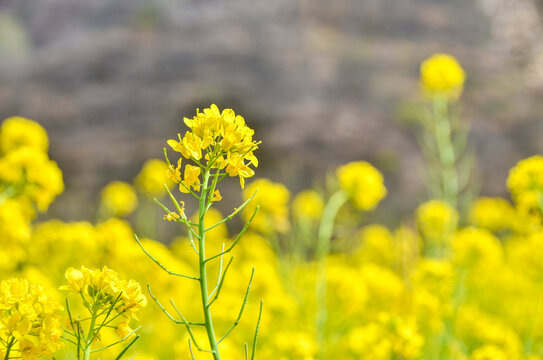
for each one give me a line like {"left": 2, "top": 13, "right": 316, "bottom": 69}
{"left": 136, "top": 104, "right": 263, "bottom": 360}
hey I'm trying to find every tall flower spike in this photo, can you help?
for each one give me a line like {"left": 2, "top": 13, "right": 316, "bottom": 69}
{"left": 137, "top": 104, "right": 263, "bottom": 360}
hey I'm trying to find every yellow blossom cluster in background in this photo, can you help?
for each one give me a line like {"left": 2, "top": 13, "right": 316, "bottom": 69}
{"left": 420, "top": 53, "right": 466, "bottom": 101}
{"left": 3, "top": 54, "right": 543, "bottom": 359}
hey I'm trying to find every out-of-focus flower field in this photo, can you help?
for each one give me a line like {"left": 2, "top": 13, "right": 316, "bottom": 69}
{"left": 2, "top": 54, "right": 543, "bottom": 360}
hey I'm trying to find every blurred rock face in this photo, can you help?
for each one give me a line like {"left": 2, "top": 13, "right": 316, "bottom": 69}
{"left": 0, "top": 0, "right": 541, "bottom": 223}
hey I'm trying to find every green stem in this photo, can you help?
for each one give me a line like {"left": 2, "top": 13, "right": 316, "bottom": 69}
{"left": 84, "top": 307, "right": 97, "bottom": 360}
{"left": 314, "top": 190, "right": 349, "bottom": 357}
{"left": 198, "top": 168, "right": 221, "bottom": 360}
{"left": 433, "top": 96, "right": 458, "bottom": 208}
{"left": 3, "top": 337, "right": 15, "bottom": 360}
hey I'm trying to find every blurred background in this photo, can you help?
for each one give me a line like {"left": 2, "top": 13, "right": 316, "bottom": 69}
{"left": 1, "top": 0, "right": 543, "bottom": 226}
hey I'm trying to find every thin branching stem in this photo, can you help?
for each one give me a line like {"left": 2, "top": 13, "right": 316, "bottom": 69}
{"left": 205, "top": 206, "right": 259, "bottom": 263}
{"left": 208, "top": 256, "right": 234, "bottom": 306}
{"left": 208, "top": 244, "right": 226, "bottom": 299}
{"left": 251, "top": 300, "right": 264, "bottom": 360}
{"left": 113, "top": 335, "right": 140, "bottom": 360}
{"left": 90, "top": 293, "right": 123, "bottom": 344}
{"left": 218, "top": 268, "right": 255, "bottom": 343}
{"left": 135, "top": 234, "right": 200, "bottom": 281}
{"left": 205, "top": 191, "right": 257, "bottom": 232}
{"left": 188, "top": 340, "right": 197, "bottom": 360}
{"left": 91, "top": 327, "right": 141, "bottom": 353}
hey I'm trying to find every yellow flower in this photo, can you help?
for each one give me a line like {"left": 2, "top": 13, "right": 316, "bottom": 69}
{"left": 100, "top": 181, "right": 138, "bottom": 217}
{"left": 64, "top": 268, "right": 85, "bottom": 292}
{"left": 411, "top": 259, "right": 455, "bottom": 301}
{"left": 167, "top": 158, "right": 182, "bottom": 183}
{"left": 62, "top": 266, "right": 146, "bottom": 320}
{"left": 225, "top": 153, "right": 255, "bottom": 189}
{"left": 453, "top": 227, "right": 503, "bottom": 269}
{"left": 468, "top": 197, "right": 516, "bottom": 232}
{"left": 180, "top": 164, "right": 201, "bottom": 193}
{"left": 164, "top": 212, "right": 180, "bottom": 221}
{"left": 0, "top": 278, "right": 63, "bottom": 358}
{"left": 211, "top": 189, "right": 222, "bottom": 202}
{"left": 0, "top": 199, "right": 32, "bottom": 245}
{"left": 470, "top": 345, "right": 508, "bottom": 360}
{"left": 0, "top": 147, "right": 64, "bottom": 211}
{"left": 0, "top": 117, "right": 49, "bottom": 155}
{"left": 456, "top": 306, "right": 521, "bottom": 357}
{"left": 115, "top": 315, "right": 134, "bottom": 338}
{"left": 243, "top": 178, "right": 291, "bottom": 234}
{"left": 168, "top": 132, "right": 203, "bottom": 160}
{"left": 356, "top": 224, "right": 396, "bottom": 267}
{"left": 348, "top": 314, "right": 423, "bottom": 360}
{"left": 292, "top": 189, "right": 324, "bottom": 221}
{"left": 507, "top": 155, "right": 543, "bottom": 217}
{"left": 337, "top": 161, "right": 387, "bottom": 211}
{"left": 416, "top": 199, "right": 458, "bottom": 242}
{"left": 168, "top": 104, "right": 260, "bottom": 189}
{"left": 134, "top": 159, "right": 171, "bottom": 197}
{"left": 420, "top": 53, "right": 466, "bottom": 101}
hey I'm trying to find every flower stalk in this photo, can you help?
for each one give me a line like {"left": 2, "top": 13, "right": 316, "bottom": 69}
{"left": 135, "top": 104, "right": 263, "bottom": 359}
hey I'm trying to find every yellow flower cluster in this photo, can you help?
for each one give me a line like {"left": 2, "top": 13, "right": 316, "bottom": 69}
{"left": 168, "top": 104, "right": 260, "bottom": 189}
{"left": 0, "top": 147, "right": 63, "bottom": 212}
{"left": 0, "top": 117, "right": 49, "bottom": 155}
{"left": 348, "top": 314, "right": 424, "bottom": 360}
{"left": 416, "top": 199, "right": 458, "bottom": 242}
{"left": 337, "top": 161, "right": 387, "bottom": 211}
{"left": 100, "top": 181, "right": 139, "bottom": 217}
{"left": 507, "top": 155, "right": 543, "bottom": 218}
{"left": 243, "top": 178, "right": 291, "bottom": 234}
{"left": 62, "top": 266, "right": 147, "bottom": 320}
{"left": 420, "top": 53, "right": 466, "bottom": 100}
{"left": 0, "top": 278, "right": 63, "bottom": 360}
{"left": 134, "top": 159, "right": 171, "bottom": 197}
{"left": 0, "top": 117, "right": 63, "bottom": 272}
{"left": 5, "top": 115, "right": 543, "bottom": 359}
{"left": 469, "top": 197, "right": 516, "bottom": 232}
{"left": 292, "top": 190, "right": 324, "bottom": 221}
{"left": 453, "top": 227, "right": 503, "bottom": 269}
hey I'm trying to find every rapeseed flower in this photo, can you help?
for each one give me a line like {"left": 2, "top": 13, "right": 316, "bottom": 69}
{"left": 0, "top": 278, "right": 63, "bottom": 359}
{"left": 100, "top": 181, "right": 138, "bottom": 217}
{"left": 416, "top": 199, "right": 458, "bottom": 244}
{"left": 292, "top": 189, "right": 325, "bottom": 221}
{"left": 356, "top": 225, "right": 396, "bottom": 267}
{"left": 0, "top": 199, "right": 31, "bottom": 243}
{"left": 468, "top": 197, "right": 516, "bottom": 233}
{"left": 456, "top": 306, "right": 522, "bottom": 357}
{"left": 453, "top": 227, "right": 503, "bottom": 270}
{"left": 507, "top": 155, "right": 543, "bottom": 217}
{"left": 62, "top": 265, "right": 147, "bottom": 319}
{"left": 168, "top": 104, "right": 260, "bottom": 189}
{"left": 243, "top": 178, "right": 291, "bottom": 234}
{"left": 420, "top": 53, "right": 466, "bottom": 101}
{"left": 134, "top": 159, "right": 171, "bottom": 197}
{"left": 0, "top": 116, "right": 48, "bottom": 155}
{"left": 337, "top": 161, "right": 387, "bottom": 211}
{"left": 0, "top": 147, "right": 63, "bottom": 211}
{"left": 180, "top": 164, "right": 201, "bottom": 193}
{"left": 348, "top": 314, "right": 423, "bottom": 360}
{"left": 470, "top": 345, "right": 508, "bottom": 360}
{"left": 411, "top": 258, "right": 455, "bottom": 301}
